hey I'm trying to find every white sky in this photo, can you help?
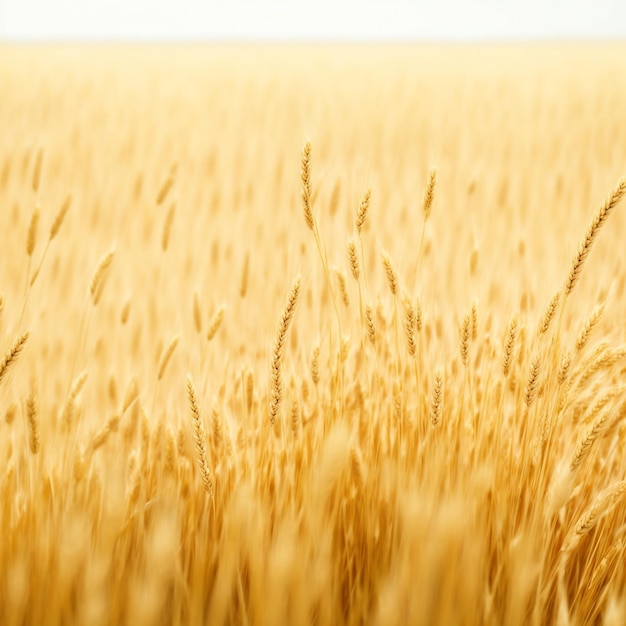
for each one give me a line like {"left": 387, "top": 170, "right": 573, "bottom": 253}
{"left": 0, "top": 0, "right": 624, "bottom": 40}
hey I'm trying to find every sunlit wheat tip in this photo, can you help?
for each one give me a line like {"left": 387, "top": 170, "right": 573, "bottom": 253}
{"left": 26, "top": 205, "right": 40, "bottom": 257}
{"left": 162, "top": 202, "right": 176, "bottom": 252}
{"left": 186, "top": 375, "right": 213, "bottom": 497}
{"left": 158, "top": 335, "right": 180, "bottom": 380}
{"left": 311, "top": 345, "right": 320, "bottom": 385}
{"left": 50, "top": 194, "right": 71, "bottom": 240}
{"left": 0, "top": 331, "right": 31, "bottom": 387}
{"left": 502, "top": 314, "right": 518, "bottom": 378}
{"left": 356, "top": 188, "right": 371, "bottom": 234}
{"left": 156, "top": 165, "right": 176, "bottom": 205}
{"left": 471, "top": 299, "right": 478, "bottom": 341}
{"left": 206, "top": 305, "right": 225, "bottom": 341}
{"left": 381, "top": 250, "right": 397, "bottom": 296}
{"left": 565, "top": 178, "right": 626, "bottom": 295}
{"left": 89, "top": 248, "right": 115, "bottom": 306}
{"left": 576, "top": 303, "right": 604, "bottom": 352}
{"left": 404, "top": 297, "right": 417, "bottom": 356}
{"left": 239, "top": 252, "right": 250, "bottom": 298}
{"left": 269, "top": 275, "right": 301, "bottom": 425}
{"left": 430, "top": 369, "right": 443, "bottom": 425}
{"left": 524, "top": 356, "right": 541, "bottom": 408}
{"left": 32, "top": 147, "right": 43, "bottom": 192}
{"left": 460, "top": 314, "right": 470, "bottom": 367}
{"left": 422, "top": 168, "right": 437, "bottom": 221}
{"left": 365, "top": 304, "right": 376, "bottom": 345}
{"left": 539, "top": 291, "right": 561, "bottom": 335}
{"left": 301, "top": 141, "right": 314, "bottom": 231}
{"left": 347, "top": 239, "right": 360, "bottom": 281}
{"left": 26, "top": 388, "right": 40, "bottom": 454}
{"left": 120, "top": 298, "right": 131, "bottom": 325}
{"left": 193, "top": 291, "right": 202, "bottom": 334}
{"left": 334, "top": 267, "right": 350, "bottom": 307}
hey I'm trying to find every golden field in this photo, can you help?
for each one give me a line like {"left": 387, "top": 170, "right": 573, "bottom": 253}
{"left": 1, "top": 43, "right": 626, "bottom": 625}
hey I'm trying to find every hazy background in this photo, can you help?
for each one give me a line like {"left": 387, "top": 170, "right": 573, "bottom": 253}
{"left": 0, "top": 0, "right": 625, "bottom": 40}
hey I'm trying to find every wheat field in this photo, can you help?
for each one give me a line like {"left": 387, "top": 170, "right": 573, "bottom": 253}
{"left": 1, "top": 43, "right": 626, "bottom": 625}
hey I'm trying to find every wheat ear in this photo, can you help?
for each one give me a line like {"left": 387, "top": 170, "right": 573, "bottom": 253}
{"left": 26, "top": 387, "right": 40, "bottom": 454}
{"left": 301, "top": 142, "right": 314, "bottom": 231}
{"left": 356, "top": 189, "right": 371, "bottom": 234}
{"left": 158, "top": 335, "right": 180, "bottom": 380}
{"left": 565, "top": 178, "right": 626, "bottom": 296}
{"left": 89, "top": 248, "right": 116, "bottom": 306}
{"left": 269, "top": 276, "right": 301, "bottom": 425}
{"left": 50, "top": 194, "right": 72, "bottom": 241}
{"left": 186, "top": 375, "right": 213, "bottom": 497}
{"left": 0, "top": 332, "right": 31, "bottom": 387}
{"left": 32, "top": 148, "right": 43, "bottom": 192}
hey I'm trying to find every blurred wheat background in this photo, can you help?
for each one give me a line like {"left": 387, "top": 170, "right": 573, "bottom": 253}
{"left": 1, "top": 43, "right": 626, "bottom": 625}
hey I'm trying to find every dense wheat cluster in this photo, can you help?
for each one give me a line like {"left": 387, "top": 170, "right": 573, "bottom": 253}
{"left": 1, "top": 43, "right": 626, "bottom": 625}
